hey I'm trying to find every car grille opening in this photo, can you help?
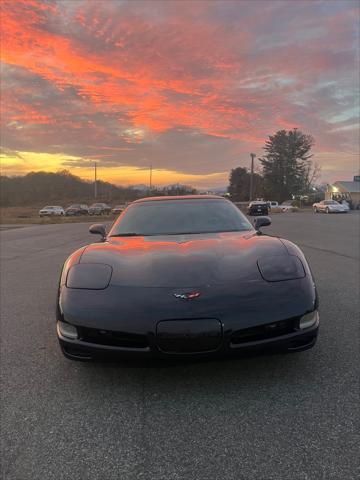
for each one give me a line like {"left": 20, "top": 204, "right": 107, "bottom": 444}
{"left": 79, "top": 327, "right": 149, "bottom": 349}
{"left": 231, "top": 318, "right": 298, "bottom": 345}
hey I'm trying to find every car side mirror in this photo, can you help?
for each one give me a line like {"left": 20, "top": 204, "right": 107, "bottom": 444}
{"left": 254, "top": 216, "right": 271, "bottom": 231}
{"left": 89, "top": 224, "right": 106, "bottom": 240}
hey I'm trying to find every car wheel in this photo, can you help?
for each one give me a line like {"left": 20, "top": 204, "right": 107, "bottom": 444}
{"left": 313, "top": 207, "right": 317, "bottom": 213}
{"left": 325, "top": 207, "right": 330, "bottom": 214}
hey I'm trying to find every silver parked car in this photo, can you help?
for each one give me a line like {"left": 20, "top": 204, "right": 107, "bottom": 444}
{"left": 313, "top": 200, "right": 348, "bottom": 213}
{"left": 88, "top": 203, "right": 111, "bottom": 215}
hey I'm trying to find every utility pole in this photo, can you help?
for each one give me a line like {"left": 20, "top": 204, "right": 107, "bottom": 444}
{"left": 149, "top": 164, "right": 153, "bottom": 192}
{"left": 94, "top": 161, "right": 98, "bottom": 199}
{"left": 249, "top": 153, "right": 256, "bottom": 201}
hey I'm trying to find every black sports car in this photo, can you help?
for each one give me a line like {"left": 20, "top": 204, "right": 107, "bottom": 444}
{"left": 57, "top": 195, "right": 319, "bottom": 361}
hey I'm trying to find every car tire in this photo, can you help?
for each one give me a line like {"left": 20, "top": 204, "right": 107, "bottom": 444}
{"left": 313, "top": 207, "right": 317, "bottom": 213}
{"left": 325, "top": 207, "right": 330, "bottom": 214}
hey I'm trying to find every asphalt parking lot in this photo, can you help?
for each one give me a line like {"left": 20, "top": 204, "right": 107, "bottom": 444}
{"left": 1, "top": 212, "right": 359, "bottom": 480}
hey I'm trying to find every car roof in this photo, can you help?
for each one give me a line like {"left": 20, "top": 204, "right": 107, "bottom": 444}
{"left": 132, "top": 195, "right": 225, "bottom": 204}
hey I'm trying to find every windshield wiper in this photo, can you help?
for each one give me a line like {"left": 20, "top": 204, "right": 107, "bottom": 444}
{"left": 110, "top": 233, "right": 144, "bottom": 237}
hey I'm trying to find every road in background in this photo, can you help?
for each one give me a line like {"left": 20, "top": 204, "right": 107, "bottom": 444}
{"left": 1, "top": 213, "right": 359, "bottom": 480}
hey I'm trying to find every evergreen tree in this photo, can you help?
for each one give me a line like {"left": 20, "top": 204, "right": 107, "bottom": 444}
{"left": 260, "top": 129, "right": 316, "bottom": 202}
{"left": 228, "top": 167, "right": 264, "bottom": 201}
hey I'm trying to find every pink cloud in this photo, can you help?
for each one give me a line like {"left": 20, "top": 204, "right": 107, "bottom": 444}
{"left": 0, "top": 0, "right": 358, "bottom": 184}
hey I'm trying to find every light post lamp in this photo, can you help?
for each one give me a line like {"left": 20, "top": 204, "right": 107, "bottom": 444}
{"left": 94, "top": 161, "right": 98, "bottom": 199}
{"left": 249, "top": 153, "right": 256, "bottom": 201}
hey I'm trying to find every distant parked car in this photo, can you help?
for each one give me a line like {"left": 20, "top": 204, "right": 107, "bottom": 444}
{"left": 267, "top": 201, "right": 279, "bottom": 209}
{"left": 313, "top": 200, "right": 348, "bottom": 214}
{"left": 247, "top": 201, "right": 269, "bottom": 216}
{"left": 111, "top": 205, "right": 125, "bottom": 215}
{"left": 280, "top": 200, "right": 299, "bottom": 212}
{"left": 39, "top": 206, "right": 65, "bottom": 217}
{"left": 340, "top": 200, "right": 350, "bottom": 211}
{"left": 88, "top": 203, "right": 111, "bottom": 215}
{"left": 65, "top": 204, "right": 89, "bottom": 216}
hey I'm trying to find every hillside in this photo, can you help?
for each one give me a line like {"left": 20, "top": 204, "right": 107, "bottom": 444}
{"left": 0, "top": 170, "right": 145, "bottom": 207}
{"left": 0, "top": 170, "right": 197, "bottom": 207}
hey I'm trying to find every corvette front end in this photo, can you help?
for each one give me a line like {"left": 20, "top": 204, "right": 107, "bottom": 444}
{"left": 57, "top": 253, "right": 319, "bottom": 360}
{"left": 56, "top": 196, "right": 319, "bottom": 361}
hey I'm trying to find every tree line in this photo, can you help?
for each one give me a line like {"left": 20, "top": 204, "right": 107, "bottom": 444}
{"left": 0, "top": 170, "right": 197, "bottom": 207}
{"left": 228, "top": 129, "right": 321, "bottom": 203}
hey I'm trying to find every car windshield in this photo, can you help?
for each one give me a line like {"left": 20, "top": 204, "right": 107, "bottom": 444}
{"left": 109, "top": 199, "right": 253, "bottom": 236}
{"left": 327, "top": 201, "right": 339, "bottom": 205}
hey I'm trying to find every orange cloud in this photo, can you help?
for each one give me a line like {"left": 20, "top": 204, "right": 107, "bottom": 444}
{"left": 0, "top": 0, "right": 358, "bottom": 185}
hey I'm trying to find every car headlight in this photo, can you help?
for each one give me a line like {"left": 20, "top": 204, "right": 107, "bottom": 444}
{"left": 299, "top": 310, "right": 319, "bottom": 329}
{"left": 257, "top": 255, "right": 305, "bottom": 282}
{"left": 66, "top": 263, "right": 112, "bottom": 289}
{"left": 58, "top": 321, "right": 78, "bottom": 339}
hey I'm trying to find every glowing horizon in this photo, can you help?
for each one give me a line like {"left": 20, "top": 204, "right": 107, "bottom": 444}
{"left": 1, "top": 0, "right": 359, "bottom": 188}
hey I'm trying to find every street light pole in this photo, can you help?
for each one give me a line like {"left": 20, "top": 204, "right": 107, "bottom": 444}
{"left": 94, "top": 161, "right": 98, "bottom": 199}
{"left": 249, "top": 153, "right": 256, "bottom": 201}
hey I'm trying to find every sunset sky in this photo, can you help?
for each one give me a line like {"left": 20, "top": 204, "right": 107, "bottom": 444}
{"left": 1, "top": 0, "right": 359, "bottom": 188}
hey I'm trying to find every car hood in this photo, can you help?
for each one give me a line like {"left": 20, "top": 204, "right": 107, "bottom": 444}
{"left": 79, "top": 232, "right": 289, "bottom": 287}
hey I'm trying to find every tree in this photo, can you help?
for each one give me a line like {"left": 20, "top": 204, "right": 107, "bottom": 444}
{"left": 228, "top": 167, "right": 264, "bottom": 201}
{"left": 259, "top": 129, "right": 317, "bottom": 202}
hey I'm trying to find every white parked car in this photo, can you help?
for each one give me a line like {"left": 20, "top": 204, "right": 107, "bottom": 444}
{"left": 313, "top": 200, "right": 348, "bottom": 214}
{"left": 39, "top": 206, "right": 65, "bottom": 217}
{"left": 267, "top": 201, "right": 279, "bottom": 209}
{"left": 280, "top": 200, "right": 298, "bottom": 212}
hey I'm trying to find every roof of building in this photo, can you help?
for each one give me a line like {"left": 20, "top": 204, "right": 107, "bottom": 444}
{"left": 133, "top": 194, "right": 225, "bottom": 203}
{"left": 334, "top": 181, "right": 360, "bottom": 193}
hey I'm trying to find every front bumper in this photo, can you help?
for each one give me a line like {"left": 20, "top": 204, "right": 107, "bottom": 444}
{"left": 57, "top": 319, "right": 319, "bottom": 361}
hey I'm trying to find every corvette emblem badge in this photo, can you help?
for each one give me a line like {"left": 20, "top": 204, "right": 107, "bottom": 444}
{"left": 173, "top": 292, "right": 201, "bottom": 300}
